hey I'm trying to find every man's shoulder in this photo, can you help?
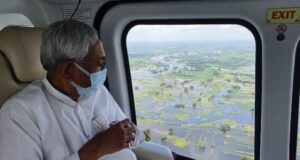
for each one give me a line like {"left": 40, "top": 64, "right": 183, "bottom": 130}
{"left": 95, "top": 85, "right": 111, "bottom": 98}
{"left": 1, "top": 79, "right": 46, "bottom": 112}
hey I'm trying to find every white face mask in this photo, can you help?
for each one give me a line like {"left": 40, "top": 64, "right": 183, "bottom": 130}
{"left": 70, "top": 62, "right": 107, "bottom": 98}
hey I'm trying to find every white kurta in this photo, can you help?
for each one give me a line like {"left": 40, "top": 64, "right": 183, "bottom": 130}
{"left": 0, "top": 78, "right": 144, "bottom": 160}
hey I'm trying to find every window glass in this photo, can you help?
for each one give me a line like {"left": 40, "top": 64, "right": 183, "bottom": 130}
{"left": 127, "top": 24, "right": 255, "bottom": 160}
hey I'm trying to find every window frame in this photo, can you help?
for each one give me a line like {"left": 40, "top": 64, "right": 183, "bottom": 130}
{"left": 121, "top": 19, "right": 262, "bottom": 160}
{"left": 290, "top": 42, "right": 300, "bottom": 160}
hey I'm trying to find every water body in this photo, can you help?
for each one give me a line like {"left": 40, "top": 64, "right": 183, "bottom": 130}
{"left": 131, "top": 43, "right": 255, "bottom": 159}
{"left": 137, "top": 89, "right": 254, "bottom": 159}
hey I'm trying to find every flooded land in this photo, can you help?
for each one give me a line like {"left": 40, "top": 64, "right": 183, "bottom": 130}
{"left": 128, "top": 41, "right": 255, "bottom": 160}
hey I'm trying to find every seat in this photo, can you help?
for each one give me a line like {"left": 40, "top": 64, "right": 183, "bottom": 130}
{"left": 0, "top": 26, "right": 173, "bottom": 160}
{"left": 0, "top": 26, "right": 45, "bottom": 107}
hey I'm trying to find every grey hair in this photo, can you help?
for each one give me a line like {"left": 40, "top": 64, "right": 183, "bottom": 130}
{"left": 40, "top": 19, "right": 98, "bottom": 71}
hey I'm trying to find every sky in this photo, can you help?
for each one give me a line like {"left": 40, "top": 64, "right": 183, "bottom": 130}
{"left": 127, "top": 24, "right": 255, "bottom": 42}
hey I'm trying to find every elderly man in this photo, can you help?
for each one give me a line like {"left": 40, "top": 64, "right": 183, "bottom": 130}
{"left": 0, "top": 20, "right": 144, "bottom": 160}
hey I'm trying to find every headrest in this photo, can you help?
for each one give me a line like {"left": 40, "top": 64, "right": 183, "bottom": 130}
{"left": 0, "top": 26, "right": 46, "bottom": 82}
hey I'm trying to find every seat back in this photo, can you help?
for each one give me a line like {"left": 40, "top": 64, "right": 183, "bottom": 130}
{"left": 0, "top": 26, "right": 46, "bottom": 107}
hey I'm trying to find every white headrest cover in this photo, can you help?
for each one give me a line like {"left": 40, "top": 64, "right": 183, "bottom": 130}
{"left": 0, "top": 26, "right": 46, "bottom": 82}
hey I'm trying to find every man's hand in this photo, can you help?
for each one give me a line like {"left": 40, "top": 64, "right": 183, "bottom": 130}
{"left": 78, "top": 119, "right": 135, "bottom": 160}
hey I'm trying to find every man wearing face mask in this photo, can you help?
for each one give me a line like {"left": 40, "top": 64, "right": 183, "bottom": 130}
{"left": 0, "top": 20, "right": 144, "bottom": 160}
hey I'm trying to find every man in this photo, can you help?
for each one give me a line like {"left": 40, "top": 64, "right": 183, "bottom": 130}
{"left": 0, "top": 20, "right": 144, "bottom": 160}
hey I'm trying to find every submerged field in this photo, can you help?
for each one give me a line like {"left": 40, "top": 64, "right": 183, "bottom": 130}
{"left": 128, "top": 41, "right": 255, "bottom": 160}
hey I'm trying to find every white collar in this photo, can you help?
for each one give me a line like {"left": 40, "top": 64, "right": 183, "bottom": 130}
{"left": 42, "top": 77, "right": 78, "bottom": 106}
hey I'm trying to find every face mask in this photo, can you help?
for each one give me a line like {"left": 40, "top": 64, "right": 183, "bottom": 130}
{"left": 71, "top": 62, "right": 107, "bottom": 98}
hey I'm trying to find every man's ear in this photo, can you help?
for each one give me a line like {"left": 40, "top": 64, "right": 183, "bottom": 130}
{"left": 59, "top": 61, "right": 73, "bottom": 80}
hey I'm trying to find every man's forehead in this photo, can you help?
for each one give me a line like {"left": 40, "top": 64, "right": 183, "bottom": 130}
{"left": 88, "top": 40, "right": 103, "bottom": 54}
{"left": 83, "top": 40, "right": 104, "bottom": 61}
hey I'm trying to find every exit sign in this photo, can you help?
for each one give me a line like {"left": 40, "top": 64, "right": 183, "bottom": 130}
{"left": 266, "top": 7, "right": 300, "bottom": 24}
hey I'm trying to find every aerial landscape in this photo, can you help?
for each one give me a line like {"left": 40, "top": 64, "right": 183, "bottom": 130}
{"left": 128, "top": 40, "right": 256, "bottom": 160}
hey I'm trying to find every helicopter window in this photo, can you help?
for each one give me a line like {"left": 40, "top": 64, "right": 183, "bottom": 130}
{"left": 125, "top": 23, "right": 257, "bottom": 160}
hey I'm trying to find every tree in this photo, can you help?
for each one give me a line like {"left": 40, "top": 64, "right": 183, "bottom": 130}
{"left": 151, "top": 70, "right": 158, "bottom": 74}
{"left": 184, "top": 88, "right": 189, "bottom": 94}
{"left": 144, "top": 128, "right": 151, "bottom": 141}
{"left": 166, "top": 85, "right": 172, "bottom": 89}
{"left": 213, "top": 70, "right": 219, "bottom": 76}
{"left": 160, "top": 83, "right": 166, "bottom": 86}
{"left": 168, "top": 128, "right": 173, "bottom": 135}
{"left": 193, "top": 103, "right": 197, "bottom": 108}
{"left": 175, "top": 104, "right": 185, "bottom": 108}
{"left": 232, "top": 85, "right": 240, "bottom": 90}
{"left": 161, "top": 136, "right": 167, "bottom": 143}
{"left": 219, "top": 124, "right": 231, "bottom": 134}
{"left": 197, "top": 141, "right": 206, "bottom": 151}
{"left": 145, "top": 128, "right": 151, "bottom": 135}
{"left": 164, "top": 67, "right": 168, "bottom": 71}
{"left": 190, "top": 85, "right": 194, "bottom": 90}
{"left": 240, "top": 157, "right": 251, "bottom": 160}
